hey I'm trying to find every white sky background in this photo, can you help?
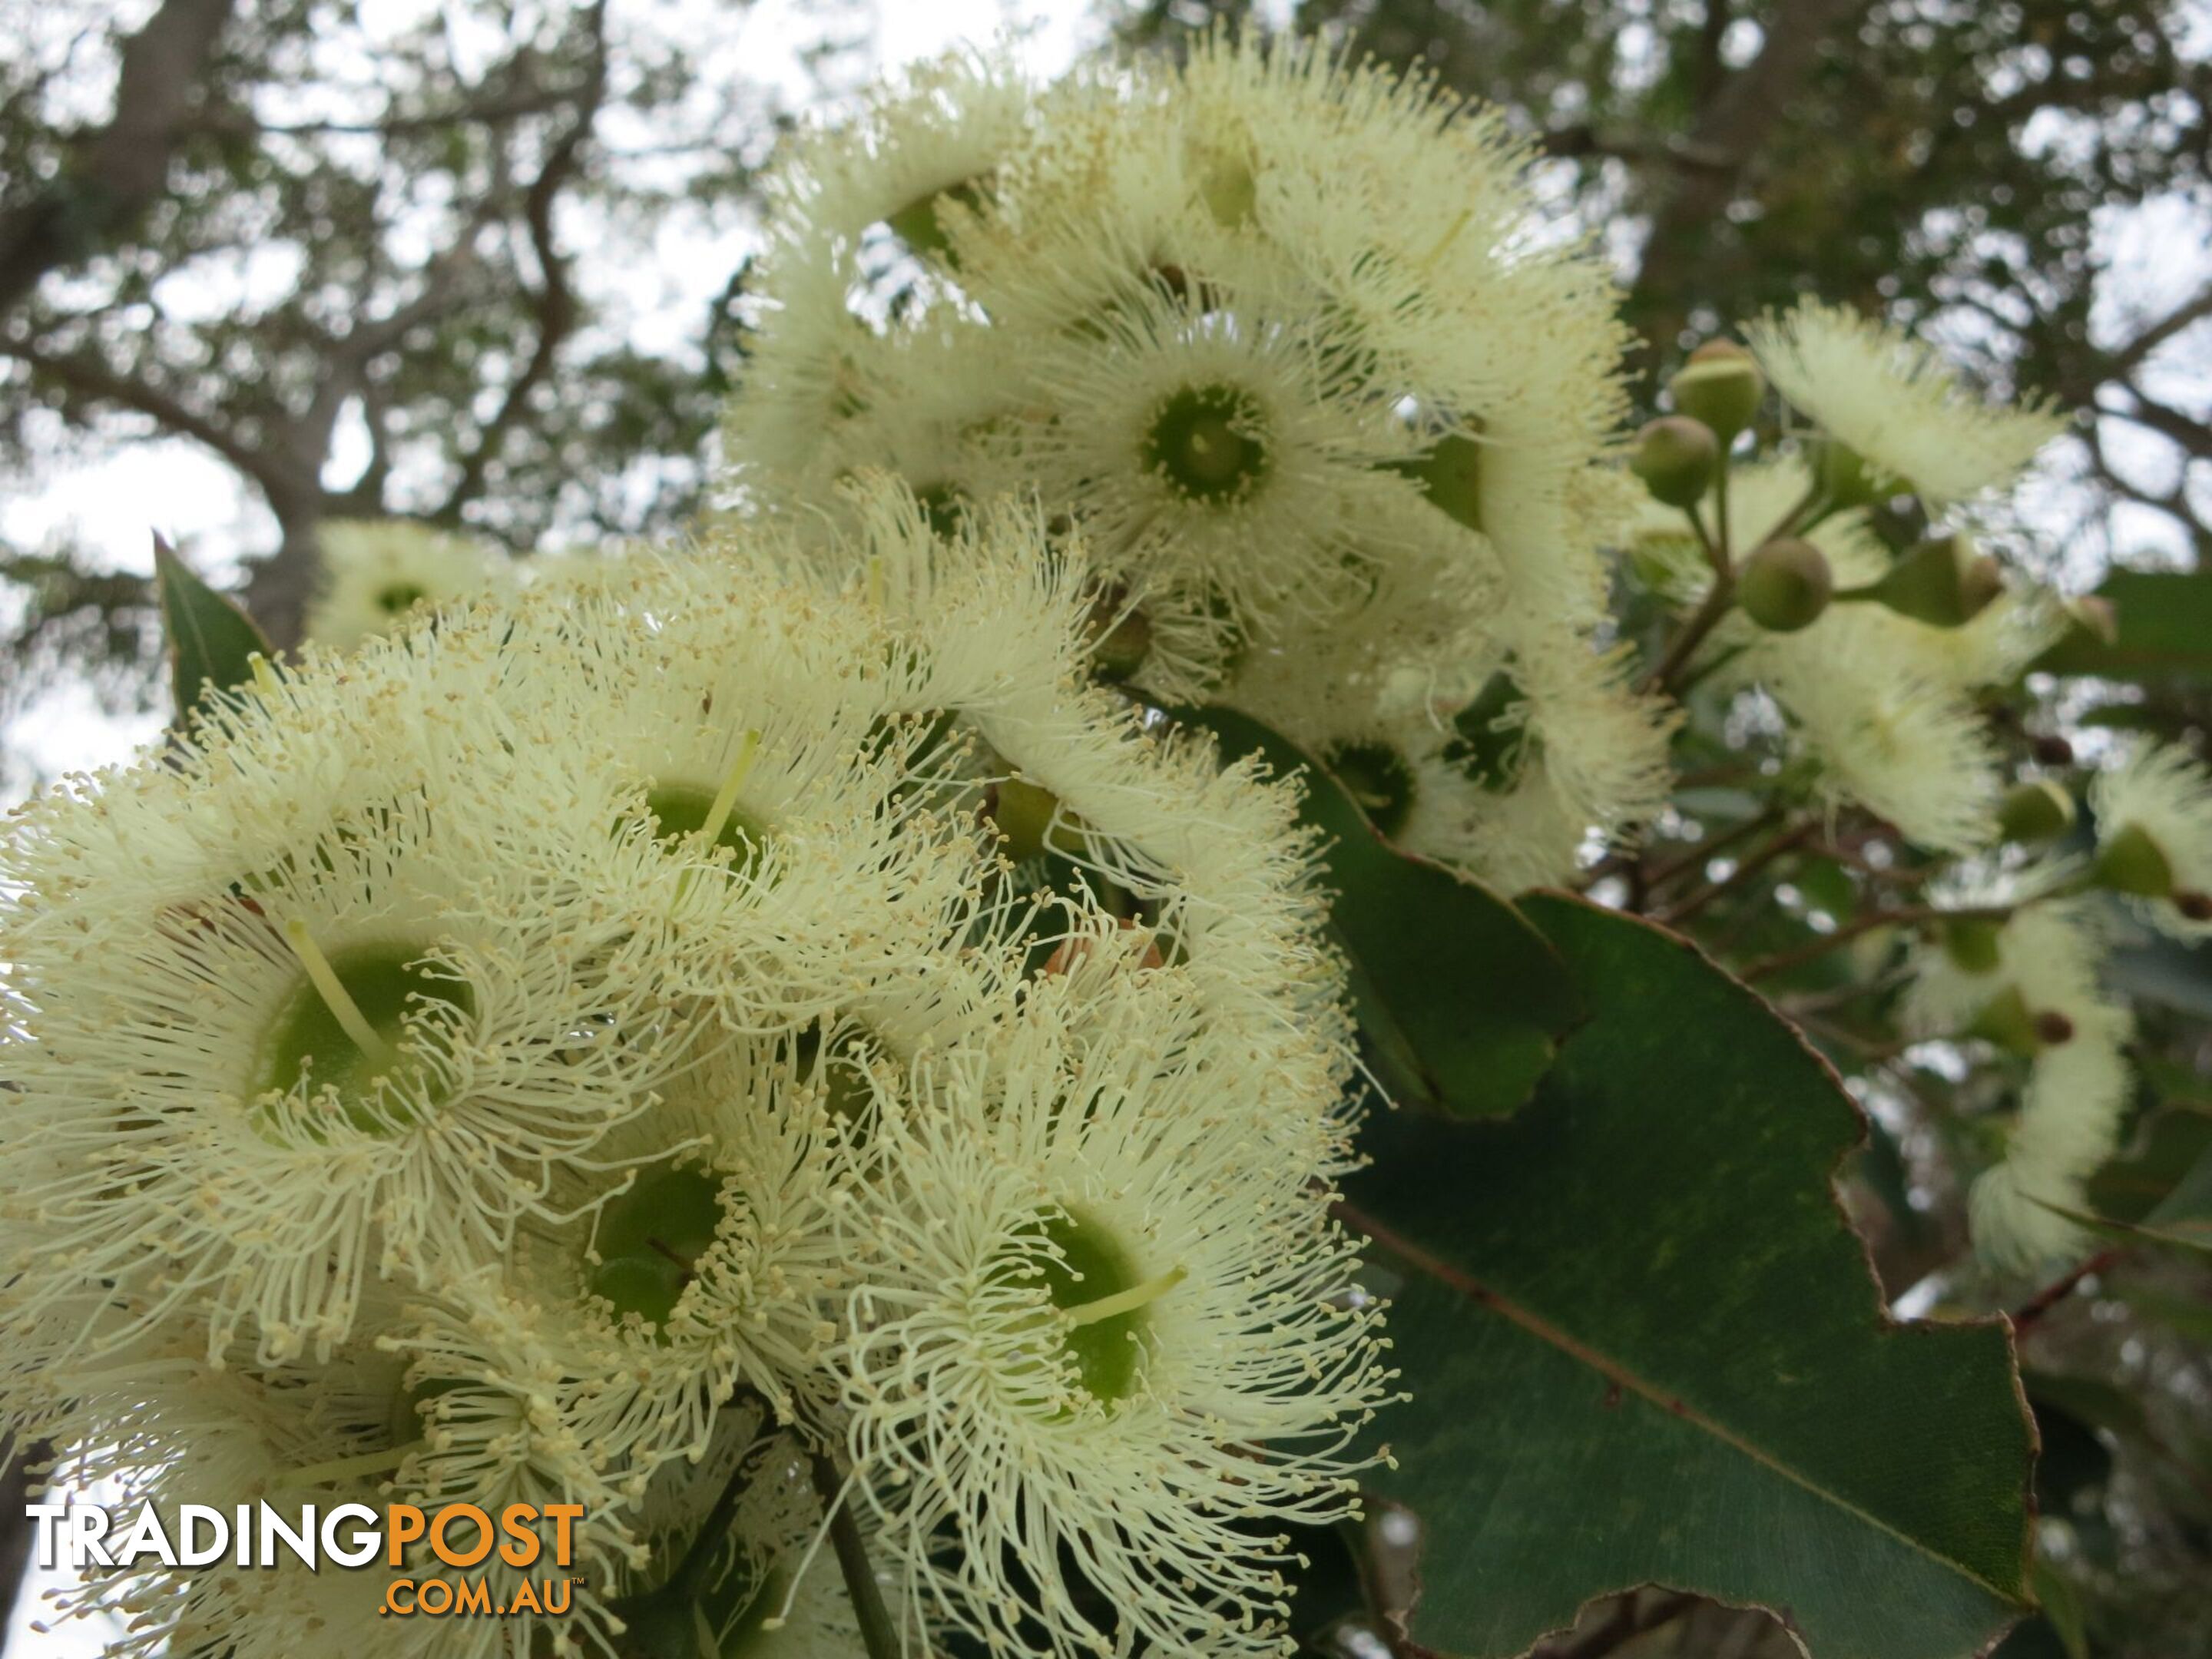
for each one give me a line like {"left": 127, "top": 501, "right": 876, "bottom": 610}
{"left": 2, "top": 0, "right": 2210, "bottom": 1649}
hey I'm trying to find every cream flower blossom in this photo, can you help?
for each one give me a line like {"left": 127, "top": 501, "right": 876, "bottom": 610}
{"left": 803, "top": 485, "right": 1359, "bottom": 1159}
{"left": 0, "top": 628, "right": 690, "bottom": 1366}
{"left": 1969, "top": 1033, "right": 2135, "bottom": 1272}
{"left": 1736, "top": 611, "right": 2002, "bottom": 853}
{"left": 306, "top": 519, "right": 512, "bottom": 652}
{"left": 1745, "top": 300, "right": 2065, "bottom": 503}
{"left": 1902, "top": 869, "right": 2134, "bottom": 1269}
{"left": 718, "top": 32, "right": 1660, "bottom": 876}
{"left": 2090, "top": 739, "right": 2212, "bottom": 939}
{"left": 35, "top": 1287, "right": 634, "bottom": 1659}
{"left": 833, "top": 949, "right": 1391, "bottom": 1659}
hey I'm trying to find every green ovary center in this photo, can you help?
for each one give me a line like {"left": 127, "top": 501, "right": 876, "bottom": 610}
{"left": 1001, "top": 1208, "right": 1165, "bottom": 1406}
{"left": 374, "top": 581, "right": 429, "bottom": 615}
{"left": 1142, "top": 385, "right": 1270, "bottom": 505}
{"left": 644, "top": 781, "right": 769, "bottom": 875}
{"left": 255, "top": 943, "right": 472, "bottom": 1134}
{"left": 587, "top": 1165, "right": 729, "bottom": 1330}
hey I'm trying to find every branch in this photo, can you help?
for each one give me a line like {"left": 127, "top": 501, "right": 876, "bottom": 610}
{"left": 1657, "top": 820, "right": 1819, "bottom": 926}
{"left": 2104, "top": 284, "right": 2212, "bottom": 379}
{"left": 2107, "top": 383, "right": 2212, "bottom": 464}
{"left": 183, "top": 81, "right": 591, "bottom": 140}
{"left": 807, "top": 1451, "right": 899, "bottom": 1659}
{"left": 433, "top": 3, "right": 606, "bottom": 520}
{"left": 1738, "top": 902, "right": 2012, "bottom": 984}
{"left": 2009, "top": 1247, "right": 2124, "bottom": 1334}
{"left": 1631, "top": 0, "right": 1872, "bottom": 329}
{"left": 0, "top": 0, "right": 237, "bottom": 316}
{"left": 0, "top": 336, "right": 303, "bottom": 504}
{"left": 290, "top": 243, "right": 491, "bottom": 476}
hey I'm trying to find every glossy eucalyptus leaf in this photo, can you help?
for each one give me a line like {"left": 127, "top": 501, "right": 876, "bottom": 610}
{"left": 1342, "top": 895, "right": 2034, "bottom": 1659}
{"left": 154, "top": 534, "right": 272, "bottom": 721}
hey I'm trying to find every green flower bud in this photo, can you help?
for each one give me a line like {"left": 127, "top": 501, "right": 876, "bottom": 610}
{"left": 1736, "top": 537, "right": 1834, "bottom": 632}
{"left": 1965, "top": 983, "right": 2048, "bottom": 1056}
{"left": 1629, "top": 416, "right": 1720, "bottom": 508}
{"left": 1812, "top": 438, "right": 1883, "bottom": 508}
{"left": 1995, "top": 779, "right": 2075, "bottom": 843}
{"left": 2094, "top": 820, "right": 2174, "bottom": 899}
{"left": 1855, "top": 535, "right": 2002, "bottom": 628}
{"left": 1940, "top": 916, "right": 2004, "bottom": 975}
{"left": 1667, "top": 340, "right": 1764, "bottom": 443}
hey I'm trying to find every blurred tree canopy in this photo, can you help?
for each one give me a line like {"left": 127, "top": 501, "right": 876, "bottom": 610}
{"left": 0, "top": 0, "right": 831, "bottom": 758}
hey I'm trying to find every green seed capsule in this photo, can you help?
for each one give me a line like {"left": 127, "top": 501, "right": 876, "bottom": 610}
{"left": 1668, "top": 340, "right": 1764, "bottom": 443}
{"left": 1630, "top": 416, "right": 1720, "bottom": 508}
{"left": 1737, "top": 538, "right": 1834, "bottom": 633}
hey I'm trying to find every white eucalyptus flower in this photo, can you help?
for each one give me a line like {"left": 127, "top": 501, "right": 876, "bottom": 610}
{"left": 2090, "top": 739, "right": 2212, "bottom": 938}
{"left": 306, "top": 519, "right": 512, "bottom": 652}
{"left": 833, "top": 956, "right": 1391, "bottom": 1659}
{"left": 1746, "top": 300, "right": 2065, "bottom": 503}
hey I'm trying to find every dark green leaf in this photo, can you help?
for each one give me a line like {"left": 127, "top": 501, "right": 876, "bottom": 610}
{"left": 2107, "top": 936, "right": 2212, "bottom": 1021}
{"left": 2036, "top": 569, "right": 2212, "bottom": 680}
{"left": 2027, "top": 1564, "right": 2088, "bottom": 1659}
{"left": 1172, "top": 705, "right": 1581, "bottom": 1118}
{"left": 1343, "top": 895, "right": 2033, "bottom": 1659}
{"left": 2084, "top": 1107, "right": 2212, "bottom": 1224}
{"left": 154, "top": 535, "right": 272, "bottom": 721}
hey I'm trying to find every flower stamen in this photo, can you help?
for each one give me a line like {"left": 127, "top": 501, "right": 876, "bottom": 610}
{"left": 698, "top": 729, "right": 764, "bottom": 853}
{"left": 267, "top": 1440, "right": 422, "bottom": 1491}
{"left": 282, "top": 918, "right": 398, "bottom": 1071}
{"left": 1061, "top": 1264, "right": 1187, "bottom": 1328}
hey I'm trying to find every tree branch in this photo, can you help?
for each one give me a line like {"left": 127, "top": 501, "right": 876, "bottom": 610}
{"left": 1631, "top": 0, "right": 1872, "bottom": 342}
{"left": 807, "top": 1451, "right": 899, "bottom": 1659}
{"left": 432, "top": 3, "right": 606, "bottom": 522}
{"left": 0, "top": 0, "right": 237, "bottom": 316}
{"left": 0, "top": 337, "right": 300, "bottom": 503}
{"left": 183, "top": 81, "right": 591, "bottom": 140}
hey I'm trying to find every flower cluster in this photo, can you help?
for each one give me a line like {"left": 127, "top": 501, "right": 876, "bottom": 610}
{"left": 0, "top": 486, "right": 1390, "bottom": 1657}
{"left": 720, "top": 35, "right": 1674, "bottom": 890}
{"left": 1627, "top": 313, "right": 2068, "bottom": 856}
